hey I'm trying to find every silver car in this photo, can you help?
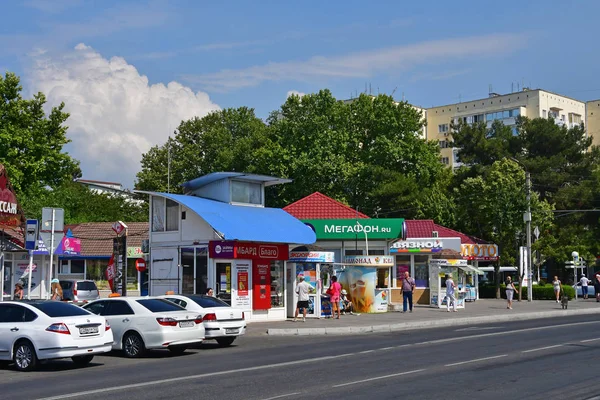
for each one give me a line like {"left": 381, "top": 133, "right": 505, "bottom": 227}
{"left": 60, "top": 280, "right": 100, "bottom": 302}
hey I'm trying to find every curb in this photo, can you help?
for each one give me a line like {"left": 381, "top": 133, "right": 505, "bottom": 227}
{"left": 266, "top": 308, "right": 600, "bottom": 336}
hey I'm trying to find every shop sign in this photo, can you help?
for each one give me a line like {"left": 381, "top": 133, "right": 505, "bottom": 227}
{"left": 127, "top": 247, "right": 144, "bottom": 258}
{"left": 303, "top": 218, "right": 404, "bottom": 240}
{"left": 390, "top": 237, "right": 461, "bottom": 253}
{"left": 289, "top": 251, "right": 335, "bottom": 263}
{"left": 429, "top": 259, "right": 468, "bottom": 267}
{"left": 461, "top": 244, "right": 499, "bottom": 260}
{"left": 62, "top": 237, "right": 81, "bottom": 255}
{"left": 0, "top": 164, "right": 24, "bottom": 229}
{"left": 344, "top": 255, "right": 394, "bottom": 266}
{"left": 209, "top": 241, "right": 289, "bottom": 260}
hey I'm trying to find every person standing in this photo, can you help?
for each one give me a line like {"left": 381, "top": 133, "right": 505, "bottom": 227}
{"left": 580, "top": 275, "right": 590, "bottom": 300}
{"left": 552, "top": 276, "right": 562, "bottom": 303}
{"left": 401, "top": 271, "right": 416, "bottom": 313}
{"left": 205, "top": 288, "right": 215, "bottom": 296}
{"left": 294, "top": 275, "right": 311, "bottom": 322}
{"left": 50, "top": 279, "right": 63, "bottom": 301}
{"left": 594, "top": 275, "right": 600, "bottom": 302}
{"left": 328, "top": 276, "right": 342, "bottom": 319}
{"left": 13, "top": 282, "right": 24, "bottom": 300}
{"left": 445, "top": 275, "right": 457, "bottom": 312}
{"left": 505, "top": 276, "right": 516, "bottom": 310}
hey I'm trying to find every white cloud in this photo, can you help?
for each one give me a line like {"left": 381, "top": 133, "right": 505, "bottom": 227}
{"left": 28, "top": 44, "right": 220, "bottom": 188}
{"left": 286, "top": 90, "right": 306, "bottom": 98}
{"left": 184, "top": 33, "right": 528, "bottom": 92}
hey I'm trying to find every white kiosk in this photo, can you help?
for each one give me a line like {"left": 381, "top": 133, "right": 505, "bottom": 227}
{"left": 429, "top": 258, "right": 470, "bottom": 309}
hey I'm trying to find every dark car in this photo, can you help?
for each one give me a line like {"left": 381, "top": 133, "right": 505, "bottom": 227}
{"left": 60, "top": 280, "right": 100, "bottom": 302}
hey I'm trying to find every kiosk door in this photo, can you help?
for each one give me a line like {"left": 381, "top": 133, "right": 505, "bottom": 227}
{"left": 216, "top": 262, "right": 232, "bottom": 305}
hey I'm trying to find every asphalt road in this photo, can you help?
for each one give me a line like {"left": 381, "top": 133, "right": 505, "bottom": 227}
{"left": 2, "top": 315, "right": 600, "bottom": 400}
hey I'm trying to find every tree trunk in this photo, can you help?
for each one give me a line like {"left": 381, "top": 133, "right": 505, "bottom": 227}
{"left": 494, "top": 263, "right": 501, "bottom": 299}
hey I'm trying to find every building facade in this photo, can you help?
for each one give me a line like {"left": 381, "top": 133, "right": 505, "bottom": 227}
{"left": 426, "top": 89, "right": 587, "bottom": 168}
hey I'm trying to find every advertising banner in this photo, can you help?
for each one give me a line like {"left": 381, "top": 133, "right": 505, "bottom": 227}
{"left": 233, "top": 261, "right": 251, "bottom": 308}
{"left": 289, "top": 251, "right": 335, "bottom": 263}
{"left": 337, "top": 267, "right": 378, "bottom": 313}
{"left": 374, "top": 289, "right": 388, "bottom": 312}
{"left": 295, "top": 263, "right": 317, "bottom": 291}
{"left": 252, "top": 262, "right": 271, "bottom": 310}
{"left": 303, "top": 218, "right": 404, "bottom": 240}
{"left": 0, "top": 164, "right": 25, "bottom": 230}
{"left": 18, "top": 263, "right": 40, "bottom": 296}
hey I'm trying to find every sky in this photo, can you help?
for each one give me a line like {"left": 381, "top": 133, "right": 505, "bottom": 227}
{"left": 2, "top": 0, "right": 600, "bottom": 189}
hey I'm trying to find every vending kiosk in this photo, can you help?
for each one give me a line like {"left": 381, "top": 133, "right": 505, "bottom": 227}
{"left": 286, "top": 251, "right": 335, "bottom": 318}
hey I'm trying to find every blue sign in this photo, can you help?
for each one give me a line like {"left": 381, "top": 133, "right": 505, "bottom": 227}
{"left": 25, "top": 219, "right": 39, "bottom": 250}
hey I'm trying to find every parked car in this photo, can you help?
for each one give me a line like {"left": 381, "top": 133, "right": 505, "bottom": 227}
{"left": 573, "top": 282, "right": 596, "bottom": 297}
{"left": 60, "top": 280, "right": 100, "bottom": 302}
{"left": 0, "top": 300, "right": 113, "bottom": 371}
{"left": 82, "top": 297, "right": 205, "bottom": 357}
{"left": 159, "top": 294, "right": 246, "bottom": 347}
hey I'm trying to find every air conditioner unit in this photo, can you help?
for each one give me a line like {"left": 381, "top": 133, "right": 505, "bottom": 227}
{"left": 432, "top": 231, "right": 439, "bottom": 238}
{"left": 444, "top": 132, "right": 449, "bottom": 137}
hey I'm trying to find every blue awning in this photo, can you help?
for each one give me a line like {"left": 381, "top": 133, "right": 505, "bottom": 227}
{"left": 149, "top": 192, "right": 316, "bottom": 245}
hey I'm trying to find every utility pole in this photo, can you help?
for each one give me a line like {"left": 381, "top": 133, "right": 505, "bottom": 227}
{"left": 525, "top": 171, "right": 533, "bottom": 302}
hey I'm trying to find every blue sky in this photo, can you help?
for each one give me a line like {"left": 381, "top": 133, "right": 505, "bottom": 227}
{"left": 1, "top": 0, "right": 599, "bottom": 187}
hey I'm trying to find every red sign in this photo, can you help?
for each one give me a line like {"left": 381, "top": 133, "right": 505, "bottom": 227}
{"left": 209, "top": 241, "right": 289, "bottom": 261}
{"left": 112, "top": 221, "right": 127, "bottom": 235}
{"left": 238, "top": 271, "right": 249, "bottom": 296}
{"left": 0, "top": 164, "right": 24, "bottom": 229}
{"left": 252, "top": 263, "right": 271, "bottom": 310}
{"left": 135, "top": 258, "right": 147, "bottom": 272}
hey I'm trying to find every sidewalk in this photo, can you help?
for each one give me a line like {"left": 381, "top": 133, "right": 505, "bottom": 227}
{"left": 247, "top": 298, "right": 600, "bottom": 336}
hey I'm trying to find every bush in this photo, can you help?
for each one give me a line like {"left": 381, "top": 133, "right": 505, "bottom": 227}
{"left": 478, "top": 283, "right": 575, "bottom": 300}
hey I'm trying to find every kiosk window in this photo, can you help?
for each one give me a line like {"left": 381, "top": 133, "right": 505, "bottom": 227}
{"left": 414, "top": 255, "right": 429, "bottom": 288}
{"left": 270, "top": 261, "right": 284, "bottom": 308}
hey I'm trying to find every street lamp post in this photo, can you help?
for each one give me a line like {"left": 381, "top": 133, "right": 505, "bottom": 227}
{"left": 572, "top": 251, "right": 579, "bottom": 300}
{"left": 511, "top": 158, "right": 533, "bottom": 302}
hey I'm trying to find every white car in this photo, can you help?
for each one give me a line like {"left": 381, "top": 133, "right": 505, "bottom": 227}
{"left": 83, "top": 297, "right": 204, "bottom": 357}
{"left": 159, "top": 294, "right": 246, "bottom": 347}
{"left": 0, "top": 300, "right": 113, "bottom": 371}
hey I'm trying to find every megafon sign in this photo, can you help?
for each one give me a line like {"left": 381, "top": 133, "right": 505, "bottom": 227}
{"left": 0, "top": 164, "right": 25, "bottom": 229}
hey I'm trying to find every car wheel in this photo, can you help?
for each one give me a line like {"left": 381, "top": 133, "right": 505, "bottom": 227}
{"left": 13, "top": 341, "right": 38, "bottom": 372}
{"left": 216, "top": 337, "right": 236, "bottom": 347}
{"left": 71, "top": 355, "right": 94, "bottom": 366}
{"left": 168, "top": 346, "right": 187, "bottom": 355}
{"left": 123, "top": 332, "right": 146, "bottom": 358}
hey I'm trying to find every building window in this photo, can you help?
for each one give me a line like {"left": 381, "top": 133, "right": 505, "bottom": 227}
{"left": 345, "top": 249, "right": 364, "bottom": 256}
{"left": 438, "top": 124, "right": 449, "bottom": 133}
{"left": 152, "top": 196, "right": 179, "bottom": 232}
{"left": 439, "top": 140, "right": 449, "bottom": 149}
{"left": 231, "top": 180, "right": 262, "bottom": 205}
{"left": 414, "top": 255, "right": 429, "bottom": 288}
{"left": 59, "top": 259, "right": 85, "bottom": 274}
{"left": 441, "top": 157, "right": 450, "bottom": 165}
{"left": 368, "top": 249, "right": 386, "bottom": 255}
{"left": 543, "top": 110, "right": 547, "bottom": 118}
{"left": 270, "top": 260, "right": 284, "bottom": 308}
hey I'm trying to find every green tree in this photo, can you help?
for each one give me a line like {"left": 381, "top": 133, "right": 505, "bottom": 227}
{"left": 0, "top": 72, "right": 81, "bottom": 197}
{"left": 454, "top": 159, "right": 553, "bottom": 298}
{"left": 21, "top": 182, "right": 147, "bottom": 224}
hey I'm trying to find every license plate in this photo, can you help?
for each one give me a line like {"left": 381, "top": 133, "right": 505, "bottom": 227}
{"left": 79, "top": 326, "right": 99, "bottom": 335}
{"left": 225, "top": 328, "right": 238, "bottom": 334}
{"left": 179, "top": 321, "right": 194, "bottom": 328}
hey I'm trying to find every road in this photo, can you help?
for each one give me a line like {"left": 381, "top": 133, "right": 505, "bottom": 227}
{"left": 1, "top": 315, "right": 599, "bottom": 400}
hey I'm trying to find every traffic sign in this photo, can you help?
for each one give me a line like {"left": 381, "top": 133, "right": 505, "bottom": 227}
{"left": 25, "top": 219, "right": 39, "bottom": 250}
{"left": 533, "top": 226, "right": 540, "bottom": 240}
{"left": 41, "top": 208, "right": 64, "bottom": 232}
{"left": 40, "top": 232, "right": 64, "bottom": 251}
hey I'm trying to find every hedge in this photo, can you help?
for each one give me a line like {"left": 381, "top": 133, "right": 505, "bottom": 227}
{"left": 479, "top": 284, "right": 575, "bottom": 300}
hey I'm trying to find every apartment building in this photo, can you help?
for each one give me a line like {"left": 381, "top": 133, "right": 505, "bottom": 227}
{"left": 425, "top": 89, "right": 586, "bottom": 168}
{"left": 587, "top": 100, "right": 600, "bottom": 147}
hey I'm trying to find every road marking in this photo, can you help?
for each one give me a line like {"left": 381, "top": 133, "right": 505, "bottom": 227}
{"left": 522, "top": 344, "right": 563, "bottom": 353}
{"left": 580, "top": 338, "right": 600, "bottom": 343}
{"left": 455, "top": 326, "right": 499, "bottom": 332}
{"left": 332, "top": 369, "right": 425, "bottom": 388}
{"left": 359, "top": 350, "right": 375, "bottom": 354}
{"left": 445, "top": 354, "right": 507, "bottom": 367}
{"left": 380, "top": 347, "right": 395, "bottom": 350}
{"left": 34, "top": 320, "right": 600, "bottom": 400}
{"left": 262, "top": 393, "right": 301, "bottom": 400}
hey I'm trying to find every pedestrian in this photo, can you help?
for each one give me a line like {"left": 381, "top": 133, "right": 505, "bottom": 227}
{"left": 401, "top": 271, "right": 416, "bottom": 313}
{"left": 579, "top": 275, "right": 590, "bottom": 300}
{"left": 205, "top": 288, "right": 214, "bottom": 296}
{"left": 505, "top": 276, "right": 516, "bottom": 309}
{"left": 50, "top": 279, "right": 63, "bottom": 301}
{"left": 340, "top": 289, "right": 354, "bottom": 315}
{"left": 552, "top": 276, "right": 562, "bottom": 303}
{"left": 14, "top": 282, "right": 24, "bottom": 300}
{"left": 594, "top": 275, "right": 600, "bottom": 302}
{"left": 445, "top": 275, "right": 458, "bottom": 312}
{"left": 294, "top": 275, "right": 311, "bottom": 322}
{"left": 327, "top": 276, "right": 342, "bottom": 319}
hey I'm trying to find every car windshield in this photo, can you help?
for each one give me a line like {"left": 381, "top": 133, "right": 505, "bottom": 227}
{"left": 77, "top": 281, "right": 97, "bottom": 291}
{"left": 136, "top": 299, "right": 185, "bottom": 312}
{"left": 189, "top": 295, "right": 230, "bottom": 308}
{"left": 31, "top": 302, "right": 91, "bottom": 317}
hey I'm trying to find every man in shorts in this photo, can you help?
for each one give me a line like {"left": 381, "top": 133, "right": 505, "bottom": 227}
{"left": 294, "top": 275, "right": 311, "bottom": 322}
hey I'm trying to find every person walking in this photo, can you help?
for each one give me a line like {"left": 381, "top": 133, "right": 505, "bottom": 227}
{"left": 401, "top": 271, "right": 416, "bottom": 313}
{"left": 327, "top": 275, "right": 342, "bottom": 319}
{"left": 580, "top": 275, "right": 590, "bottom": 300}
{"left": 552, "top": 276, "right": 562, "bottom": 303}
{"left": 294, "top": 275, "right": 311, "bottom": 322}
{"left": 50, "top": 279, "right": 63, "bottom": 301}
{"left": 445, "top": 275, "right": 458, "bottom": 312}
{"left": 505, "top": 276, "right": 516, "bottom": 310}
